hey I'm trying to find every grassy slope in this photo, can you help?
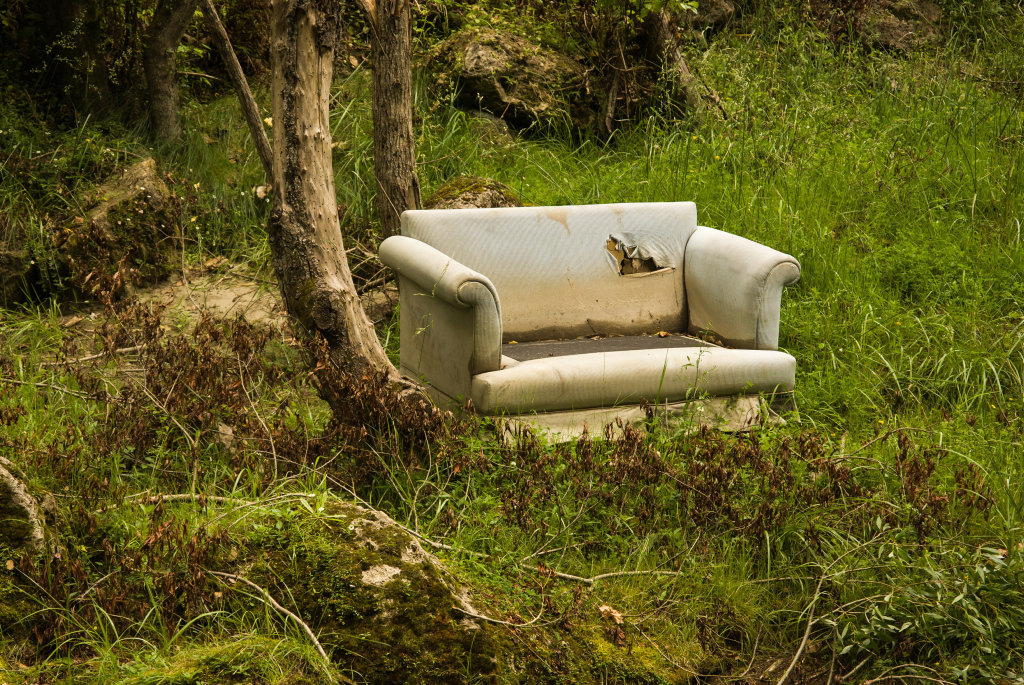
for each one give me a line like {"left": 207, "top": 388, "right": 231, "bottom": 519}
{"left": 1, "top": 5, "right": 1024, "bottom": 684}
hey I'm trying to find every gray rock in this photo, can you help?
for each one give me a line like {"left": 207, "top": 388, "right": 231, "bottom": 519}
{"left": 55, "top": 158, "right": 179, "bottom": 298}
{"left": 858, "top": 0, "right": 941, "bottom": 50}
{"left": 424, "top": 176, "right": 523, "bottom": 210}
{"left": 0, "top": 456, "right": 45, "bottom": 556}
{"left": 428, "top": 28, "right": 599, "bottom": 130}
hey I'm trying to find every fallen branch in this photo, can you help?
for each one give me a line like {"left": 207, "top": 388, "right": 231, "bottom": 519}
{"left": 96, "top": 493, "right": 251, "bottom": 515}
{"left": 200, "top": 0, "right": 273, "bottom": 179}
{"left": 0, "top": 377, "right": 95, "bottom": 400}
{"left": 451, "top": 603, "right": 549, "bottom": 628}
{"left": 41, "top": 344, "right": 147, "bottom": 368}
{"left": 207, "top": 570, "right": 327, "bottom": 660}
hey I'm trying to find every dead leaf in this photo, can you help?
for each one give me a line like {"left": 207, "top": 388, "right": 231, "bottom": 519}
{"left": 255, "top": 185, "right": 269, "bottom": 199}
{"left": 349, "top": 55, "right": 359, "bottom": 68}
{"left": 4, "top": 560, "right": 13, "bottom": 571}
{"left": 205, "top": 256, "right": 227, "bottom": 269}
{"left": 657, "top": 331, "right": 670, "bottom": 338}
{"left": 62, "top": 315, "right": 84, "bottom": 328}
{"left": 73, "top": 216, "right": 84, "bottom": 225}
{"left": 213, "top": 591, "right": 223, "bottom": 599}
{"left": 598, "top": 604, "right": 623, "bottom": 624}
{"left": 202, "top": 134, "right": 219, "bottom": 144}
{"left": 217, "top": 423, "right": 235, "bottom": 450}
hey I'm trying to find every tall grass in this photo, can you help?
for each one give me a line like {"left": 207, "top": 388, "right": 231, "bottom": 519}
{"left": 2, "top": 6, "right": 1024, "bottom": 682}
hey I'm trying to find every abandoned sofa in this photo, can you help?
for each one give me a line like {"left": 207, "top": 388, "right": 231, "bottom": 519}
{"left": 378, "top": 202, "right": 801, "bottom": 430}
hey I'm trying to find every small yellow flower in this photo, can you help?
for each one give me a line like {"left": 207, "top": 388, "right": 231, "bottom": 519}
{"left": 878, "top": 419, "right": 884, "bottom": 424}
{"left": 715, "top": 155, "right": 720, "bottom": 160}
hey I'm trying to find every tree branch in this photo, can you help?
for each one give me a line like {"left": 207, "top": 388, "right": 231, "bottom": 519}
{"left": 201, "top": 0, "right": 274, "bottom": 179}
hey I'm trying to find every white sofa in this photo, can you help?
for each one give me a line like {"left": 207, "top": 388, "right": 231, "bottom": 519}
{"left": 379, "top": 202, "right": 800, "bottom": 430}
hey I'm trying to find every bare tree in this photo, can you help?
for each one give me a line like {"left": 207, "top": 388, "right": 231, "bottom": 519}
{"left": 267, "top": 0, "right": 395, "bottom": 373}
{"left": 144, "top": 0, "right": 201, "bottom": 142}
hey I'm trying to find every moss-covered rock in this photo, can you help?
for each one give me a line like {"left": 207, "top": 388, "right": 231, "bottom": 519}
{"left": 424, "top": 176, "right": 523, "bottom": 210}
{"left": 0, "top": 456, "right": 44, "bottom": 558}
{"left": 0, "top": 459, "right": 40, "bottom": 643}
{"left": 224, "top": 501, "right": 700, "bottom": 684}
{"left": 857, "top": 0, "right": 942, "bottom": 50}
{"left": 229, "top": 502, "right": 507, "bottom": 684}
{"left": 427, "top": 28, "right": 600, "bottom": 131}
{"left": 53, "top": 158, "right": 179, "bottom": 300}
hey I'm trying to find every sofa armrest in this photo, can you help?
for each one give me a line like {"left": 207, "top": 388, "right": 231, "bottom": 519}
{"left": 379, "top": 236, "right": 502, "bottom": 376}
{"left": 684, "top": 227, "right": 800, "bottom": 350}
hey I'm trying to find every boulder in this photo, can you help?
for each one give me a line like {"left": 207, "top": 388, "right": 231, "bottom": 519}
{"left": 222, "top": 499, "right": 702, "bottom": 682}
{"left": 428, "top": 28, "right": 599, "bottom": 131}
{"left": 0, "top": 456, "right": 45, "bottom": 557}
{"left": 424, "top": 176, "right": 523, "bottom": 210}
{"left": 54, "top": 158, "right": 179, "bottom": 300}
{"left": 679, "top": 0, "right": 736, "bottom": 29}
{"left": 857, "top": 0, "right": 941, "bottom": 50}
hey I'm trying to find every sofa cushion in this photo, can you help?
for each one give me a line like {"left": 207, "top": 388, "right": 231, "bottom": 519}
{"left": 470, "top": 346, "right": 795, "bottom": 415}
{"left": 401, "top": 202, "right": 699, "bottom": 342}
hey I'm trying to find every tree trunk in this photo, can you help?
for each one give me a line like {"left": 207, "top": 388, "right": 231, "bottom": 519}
{"left": 371, "top": 0, "right": 421, "bottom": 239}
{"left": 644, "top": 10, "right": 701, "bottom": 114}
{"left": 268, "top": 0, "right": 395, "bottom": 374}
{"left": 144, "top": 0, "right": 201, "bottom": 142}
{"left": 201, "top": 0, "right": 274, "bottom": 178}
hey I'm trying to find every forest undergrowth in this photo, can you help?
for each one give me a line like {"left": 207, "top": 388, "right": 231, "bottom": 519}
{"left": 1, "top": 3, "right": 1023, "bottom": 683}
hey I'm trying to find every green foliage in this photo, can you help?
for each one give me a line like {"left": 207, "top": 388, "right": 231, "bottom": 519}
{"left": 2, "top": 3, "right": 1024, "bottom": 683}
{"left": 836, "top": 546, "right": 1024, "bottom": 684}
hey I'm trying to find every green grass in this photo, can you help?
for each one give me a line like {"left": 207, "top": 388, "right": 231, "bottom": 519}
{"left": 2, "top": 5, "right": 1024, "bottom": 684}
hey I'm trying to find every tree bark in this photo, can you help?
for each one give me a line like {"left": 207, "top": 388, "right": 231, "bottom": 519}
{"left": 644, "top": 10, "right": 701, "bottom": 114}
{"left": 370, "top": 0, "right": 421, "bottom": 239}
{"left": 201, "top": 0, "right": 274, "bottom": 178}
{"left": 268, "top": 0, "right": 395, "bottom": 374}
{"left": 143, "top": 0, "right": 201, "bottom": 142}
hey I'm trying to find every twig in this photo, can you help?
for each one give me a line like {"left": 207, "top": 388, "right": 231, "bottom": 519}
{"left": 178, "top": 70, "right": 223, "bottom": 81}
{"left": 451, "top": 603, "right": 550, "bottom": 628}
{"left": 864, "top": 675, "right": 952, "bottom": 685}
{"left": 1, "top": 377, "right": 94, "bottom": 400}
{"left": 739, "top": 627, "right": 762, "bottom": 679}
{"left": 238, "top": 361, "right": 278, "bottom": 479}
{"left": 207, "top": 570, "right": 327, "bottom": 660}
{"left": 845, "top": 656, "right": 871, "bottom": 680}
{"left": 777, "top": 574, "right": 826, "bottom": 685}
{"left": 591, "top": 569, "right": 693, "bottom": 583}
{"left": 41, "top": 344, "right": 147, "bottom": 368}
{"left": 840, "top": 427, "right": 933, "bottom": 458}
{"left": 77, "top": 572, "right": 115, "bottom": 600}
{"left": 95, "top": 493, "right": 251, "bottom": 515}
{"left": 356, "top": 271, "right": 391, "bottom": 295}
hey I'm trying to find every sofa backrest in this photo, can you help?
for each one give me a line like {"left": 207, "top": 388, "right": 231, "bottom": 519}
{"left": 401, "top": 202, "right": 698, "bottom": 342}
